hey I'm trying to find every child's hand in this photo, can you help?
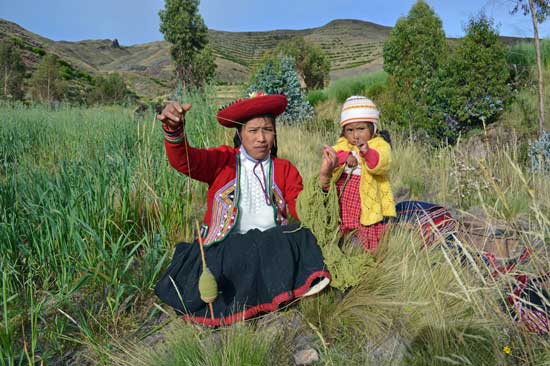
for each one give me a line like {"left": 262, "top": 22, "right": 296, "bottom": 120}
{"left": 346, "top": 153, "right": 358, "bottom": 168}
{"left": 357, "top": 141, "right": 369, "bottom": 155}
{"left": 320, "top": 145, "right": 338, "bottom": 175}
{"left": 319, "top": 145, "right": 338, "bottom": 188}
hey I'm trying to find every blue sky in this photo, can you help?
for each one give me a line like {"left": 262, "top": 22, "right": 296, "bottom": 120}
{"left": 1, "top": 0, "right": 549, "bottom": 46}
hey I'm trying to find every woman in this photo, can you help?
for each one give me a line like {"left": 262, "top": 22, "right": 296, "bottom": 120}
{"left": 155, "top": 93, "right": 330, "bottom": 326}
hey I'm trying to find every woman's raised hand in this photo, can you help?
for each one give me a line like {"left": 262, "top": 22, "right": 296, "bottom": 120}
{"left": 156, "top": 101, "right": 191, "bottom": 129}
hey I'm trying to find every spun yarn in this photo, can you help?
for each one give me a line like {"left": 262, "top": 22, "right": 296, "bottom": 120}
{"left": 198, "top": 267, "right": 218, "bottom": 303}
{"left": 296, "top": 175, "right": 374, "bottom": 290}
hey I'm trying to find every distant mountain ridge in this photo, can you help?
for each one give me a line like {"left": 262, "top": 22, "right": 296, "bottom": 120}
{"left": 0, "top": 18, "right": 531, "bottom": 98}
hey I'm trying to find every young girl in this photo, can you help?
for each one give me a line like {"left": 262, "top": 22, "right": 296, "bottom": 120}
{"left": 319, "top": 96, "right": 396, "bottom": 252}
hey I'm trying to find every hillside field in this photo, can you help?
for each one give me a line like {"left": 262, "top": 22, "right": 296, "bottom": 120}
{"left": 2, "top": 75, "right": 550, "bottom": 364}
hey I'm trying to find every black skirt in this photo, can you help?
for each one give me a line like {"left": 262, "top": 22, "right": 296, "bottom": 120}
{"left": 154, "top": 224, "right": 330, "bottom": 326}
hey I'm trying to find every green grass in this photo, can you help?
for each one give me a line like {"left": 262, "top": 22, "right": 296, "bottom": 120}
{"left": 110, "top": 323, "right": 277, "bottom": 366}
{"left": 502, "top": 67, "right": 550, "bottom": 134}
{"left": 507, "top": 39, "right": 550, "bottom": 68}
{"left": 307, "top": 89, "right": 329, "bottom": 107}
{"left": 327, "top": 71, "right": 388, "bottom": 103}
{"left": 0, "top": 90, "right": 227, "bottom": 363}
{"left": 2, "top": 79, "right": 550, "bottom": 365}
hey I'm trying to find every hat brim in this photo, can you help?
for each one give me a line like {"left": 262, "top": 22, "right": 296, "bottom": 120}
{"left": 217, "top": 95, "right": 288, "bottom": 128}
{"left": 340, "top": 117, "right": 379, "bottom": 127}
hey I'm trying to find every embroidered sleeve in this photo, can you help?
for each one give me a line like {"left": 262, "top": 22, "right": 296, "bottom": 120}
{"left": 162, "top": 123, "right": 185, "bottom": 144}
{"left": 164, "top": 137, "right": 233, "bottom": 185}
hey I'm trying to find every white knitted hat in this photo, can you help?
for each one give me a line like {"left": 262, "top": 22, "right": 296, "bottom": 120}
{"left": 340, "top": 96, "right": 380, "bottom": 128}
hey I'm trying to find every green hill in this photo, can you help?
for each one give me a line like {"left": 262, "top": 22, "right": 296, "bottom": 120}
{"left": 0, "top": 18, "right": 391, "bottom": 98}
{"left": 208, "top": 19, "right": 390, "bottom": 74}
{"left": 0, "top": 18, "right": 532, "bottom": 99}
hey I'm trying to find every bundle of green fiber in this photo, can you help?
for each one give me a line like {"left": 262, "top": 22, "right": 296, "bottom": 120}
{"left": 296, "top": 175, "right": 374, "bottom": 290}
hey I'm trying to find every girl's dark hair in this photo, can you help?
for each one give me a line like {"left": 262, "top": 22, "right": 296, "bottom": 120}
{"left": 233, "top": 114, "right": 278, "bottom": 157}
{"left": 340, "top": 121, "right": 391, "bottom": 146}
{"left": 378, "top": 129, "right": 392, "bottom": 146}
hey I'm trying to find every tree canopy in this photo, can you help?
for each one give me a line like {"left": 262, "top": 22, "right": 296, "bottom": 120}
{"left": 272, "top": 37, "right": 331, "bottom": 90}
{"left": 0, "top": 40, "right": 26, "bottom": 100}
{"left": 159, "top": 0, "right": 216, "bottom": 88}
{"left": 436, "top": 15, "right": 510, "bottom": 130}
{"left": 382, "top": 0, "right": 448, "bottom": 134}
{"left": 30, "top": 54, "right": 66, "bottom": 103}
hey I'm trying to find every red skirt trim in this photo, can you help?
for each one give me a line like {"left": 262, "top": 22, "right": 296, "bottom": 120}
{"left": 182, "top": 270, "right": 331, "bottom": 327}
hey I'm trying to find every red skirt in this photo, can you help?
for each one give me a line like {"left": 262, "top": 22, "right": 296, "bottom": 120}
{"left": 336, "top": 173, "right": 386, "bottom": 252}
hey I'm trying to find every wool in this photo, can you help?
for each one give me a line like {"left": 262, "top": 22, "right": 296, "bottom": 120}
{"left": 198, "top": 267, "right": 218, "bottom": 303}
{"left": 297, "top": 175, "right": 375, "bottom": 290}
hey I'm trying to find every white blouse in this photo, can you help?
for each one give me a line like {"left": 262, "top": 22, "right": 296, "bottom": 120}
{"left": 235, "top": 150, "right": 276, "bottom": 234}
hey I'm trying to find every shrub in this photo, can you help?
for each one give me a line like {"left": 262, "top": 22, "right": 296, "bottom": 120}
{"left": 90, "top": 73, "right": 135, "bottom": 105}
{"left": 382, "top": 0, "right": 448, "bottom": 136}
{"left": 0, "top": 39, "right": 26, "bottom": 100}
{"left": 307, "top": 89, "right": 328, "bottom": 106}
{"left": 529, "top": 130, "right": 550, "bottom": 172}
{"left": 246, "top": 55, "right": 314, "bottom": 123}
{"left": 273, "top": 36, "right": 331, "bottom": 90}
{"left": 435, "top": 14, "right": 510, "bottom": 135}
{"left": 29, "top": 54, "right": 66, "bottom": 103}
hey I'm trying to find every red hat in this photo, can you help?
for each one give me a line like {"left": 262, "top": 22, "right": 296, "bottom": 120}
{"left": 217, "top": 92, "right": 288, "bottom": 128}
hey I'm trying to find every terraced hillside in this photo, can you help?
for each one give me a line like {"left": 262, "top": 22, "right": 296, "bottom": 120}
{"left": 0, "top": 18, "right": 530, "bottom": 98}
{"left": 209, "top": 19, "right": 389, "bottom": 72}
{"left": 1, "top": 18, "right": 391, "bottom": 96}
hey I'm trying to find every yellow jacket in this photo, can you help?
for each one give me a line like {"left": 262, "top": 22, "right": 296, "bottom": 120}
{"left": 332, "top": 136, "right": 396, "bottom": 226}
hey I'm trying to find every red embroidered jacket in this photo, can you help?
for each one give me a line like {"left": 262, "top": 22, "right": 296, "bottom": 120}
{"left": 164, "top": 139, "right": 303, "bottom": 245}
